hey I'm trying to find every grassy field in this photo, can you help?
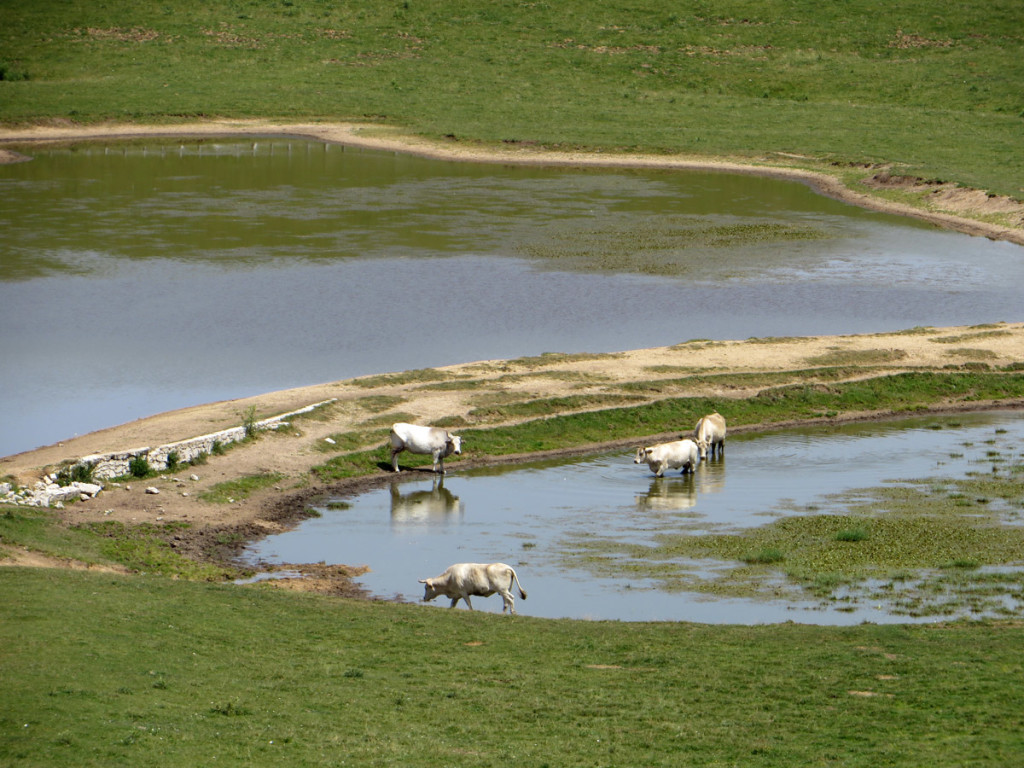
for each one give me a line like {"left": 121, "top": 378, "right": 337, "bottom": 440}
{"left": 2, "top": 0, "right": 1023, "bottom": 197}
{"left": 3, "top": 372, "right": 1024, "bottom": 765}
{"left": 3, "top": 567, "right": 1024, "bottom": 767}
{"left": 4, "top": 2, "right": 1024, "bottom": 764}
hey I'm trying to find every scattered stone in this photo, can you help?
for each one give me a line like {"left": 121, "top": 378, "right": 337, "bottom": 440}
{"left": 145, "top": 487, "right": 160, "bottom": 495}
{"left": 190, "top": 474, "right": 200, "bottom": 481}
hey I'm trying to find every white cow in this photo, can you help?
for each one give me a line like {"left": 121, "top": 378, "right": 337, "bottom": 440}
{"left": 693, "top": 412, "right": 727, "bottom": 459}
{"left": 389, "top": 422, "right": 462, "bottom": 474}
{"left": 634, "top": 439, "right": 700, "bottom": 477}
{"left": 419, "top": 562, "right": 528, "bottom": 614}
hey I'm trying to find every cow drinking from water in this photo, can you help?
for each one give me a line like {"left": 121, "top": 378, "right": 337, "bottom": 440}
{"left": 693, "top": 412, "right": 726, "bottom": 459}
{"left": 419, "top": 562, "right": 528, "bottom": 614}
{"left": 389, "top": 422, "right": 462, "bottom": 474}
{"left": 634, "top": 439, "right": 700, "bottom": 476}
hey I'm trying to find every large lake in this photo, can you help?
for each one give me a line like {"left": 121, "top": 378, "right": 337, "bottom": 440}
{"left": 2, "top": 138, "right": 1022, "bottom": 457}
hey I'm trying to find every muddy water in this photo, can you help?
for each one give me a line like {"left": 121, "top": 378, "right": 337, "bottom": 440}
{"left": 243, "top": 411, "right": 1024, "bottom": 624}
{"left": 2, "top": 138, "right": 1023, "bottom": 457}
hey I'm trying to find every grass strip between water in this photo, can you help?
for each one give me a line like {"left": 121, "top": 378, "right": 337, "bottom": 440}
{"left": 314, "top": 370, "right": 1024, "bottom": 479}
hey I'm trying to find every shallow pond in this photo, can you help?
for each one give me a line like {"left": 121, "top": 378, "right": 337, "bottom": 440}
{"left": 2, "top": 138, "right": 1023, "bottom": 457}
{"left": 243, "top": 411, "right": 1024, "bottom": 624}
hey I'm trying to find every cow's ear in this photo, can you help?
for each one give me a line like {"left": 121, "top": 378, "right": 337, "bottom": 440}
{"left": 418, "top": 579, "right": 428, "bottom": 584}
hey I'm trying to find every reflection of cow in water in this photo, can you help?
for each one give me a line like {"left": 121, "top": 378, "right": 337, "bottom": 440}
{"left": 389, "top": 476, "right": 462, "bottom": 525}
{"left": 635, "top": 474, "right": 697, "bottom": 512}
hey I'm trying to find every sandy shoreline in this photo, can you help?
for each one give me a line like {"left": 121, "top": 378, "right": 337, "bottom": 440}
{"left": 2, "top": 118, "right": 1023, "bottom": 245}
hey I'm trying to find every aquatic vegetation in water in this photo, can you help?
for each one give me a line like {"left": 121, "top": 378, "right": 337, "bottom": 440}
{"left": 519, "top": 220, "right": 830, "bottom": 276}
{"left": 562, "top": 452, "right": 1024, "bottom": 619}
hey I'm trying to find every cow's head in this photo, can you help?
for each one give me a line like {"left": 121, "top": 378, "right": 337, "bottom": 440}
{"left": 695, "top": 438, "right": 709, "bottom": 460}
{"left": 418, "top": 577, "right": 441, "bottom": 602}
{"left": 633, "top": 447, "right": 651, "bottom": 464}
{"left": 447, "top": 434, "right": 462, "bottom": 456}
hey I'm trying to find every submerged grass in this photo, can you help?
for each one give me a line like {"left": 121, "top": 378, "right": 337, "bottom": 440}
{"left": 564, "top": 451, "right": 1024, "bottom": 617}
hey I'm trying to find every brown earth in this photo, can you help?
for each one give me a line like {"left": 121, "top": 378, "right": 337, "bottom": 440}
{"left": 2, "top": 121, "right": 1023, "bottom": 595}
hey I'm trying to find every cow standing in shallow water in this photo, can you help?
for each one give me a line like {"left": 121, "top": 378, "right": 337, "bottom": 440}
{"left": 389, "top": 422, "right": 462, "bottom": 474}
{"left": 693, "top": 412, "right": 726, "bottom": 459}
{"left": 419, "top": 562, "right": 528, "bottom": 614}
{"left": 634, "top": 439, "right": 700, "bottom": 476}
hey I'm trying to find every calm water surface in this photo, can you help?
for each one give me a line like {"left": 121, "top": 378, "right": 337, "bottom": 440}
{"left": 2, "top": 138, "right": 1022, "bottom": 457}
{"left": 243, "top": 412, "right": 1024, "bottom": 624}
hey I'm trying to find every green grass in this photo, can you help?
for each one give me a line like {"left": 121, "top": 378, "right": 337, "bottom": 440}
{"left": 2, "top": 0, "right": 1022, "bottom": 199}
{"left": 198, "top": 472, "right": 285, "bottom": 504}
{"left": 0, "top": 507, "right": 236, "bottom": 580}
{"left": 314, "top": 370, "right": 1024, "bottom": 480}
{"left": 3, "top": 567, "right": 1024, "bottom": 767}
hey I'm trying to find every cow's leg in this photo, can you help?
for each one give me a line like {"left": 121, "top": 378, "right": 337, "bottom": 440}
{"left": 654, "top": 463, "right": 665, "bottom": 477}
{"left": 498, "top": 588, "right": 515, "bottom": 614}
{"left": 432, "top": 450, "right": 444, "bottom": 475}
{"left": 391, "top": 446, "right": 403, "bottom": 472}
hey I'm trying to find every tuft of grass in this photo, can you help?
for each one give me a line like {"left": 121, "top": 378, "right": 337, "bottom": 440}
{"left": 506, "top": 352, "right": 623, "bottom": 369}
{"left": 198, "top": 472, "right": 284, "bottom": 504}
{"left": 805, "top": 348, "right": 908, "bottom": 366}
{"left": 835, "top": 528, "right": 870, "bottom": 542}
{"left": 349, "top": 369, "right": 453, "bottom": 389}
{"left": 741, "top": 548, "right": 785, "bottom": 565}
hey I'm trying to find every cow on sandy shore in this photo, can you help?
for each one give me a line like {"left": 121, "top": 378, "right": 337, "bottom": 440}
{"left": 418, "top": 562, "right": 528, "bottom": 614}
{"left": 388, "top": 422, "right": 462, "bottom": 474}
{"left": 693, "top": 412, "right": 727, "bottom": 459}
{"left": 634, "top": 439, "right": 700, "bottom": 476}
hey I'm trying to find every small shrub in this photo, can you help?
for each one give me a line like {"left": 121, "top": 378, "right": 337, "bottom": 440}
{"left": 128, "top": 456, "right": 151, "bottom": 478}
{"left": 242, "top": 406, "right": 259, "bottom": 440}
{"left": 0, "top": 62, "right": 29, "bottom": 81}
{"left": 55, "top": 462, "right": 95, "bottom": 486}
{"left": 165, "top": 451, "right": 180, "bottom": 472}
{"left": 211, "top": 440, "right": 226, "bottom": 456}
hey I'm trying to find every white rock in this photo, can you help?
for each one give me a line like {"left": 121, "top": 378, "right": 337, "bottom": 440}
{"left": 145, "top": 487, "right": 160, "bottom": 495}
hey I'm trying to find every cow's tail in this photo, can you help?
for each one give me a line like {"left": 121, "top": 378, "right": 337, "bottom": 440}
{"left": 510, "top": 567, "right": 527, "bottom": 601}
